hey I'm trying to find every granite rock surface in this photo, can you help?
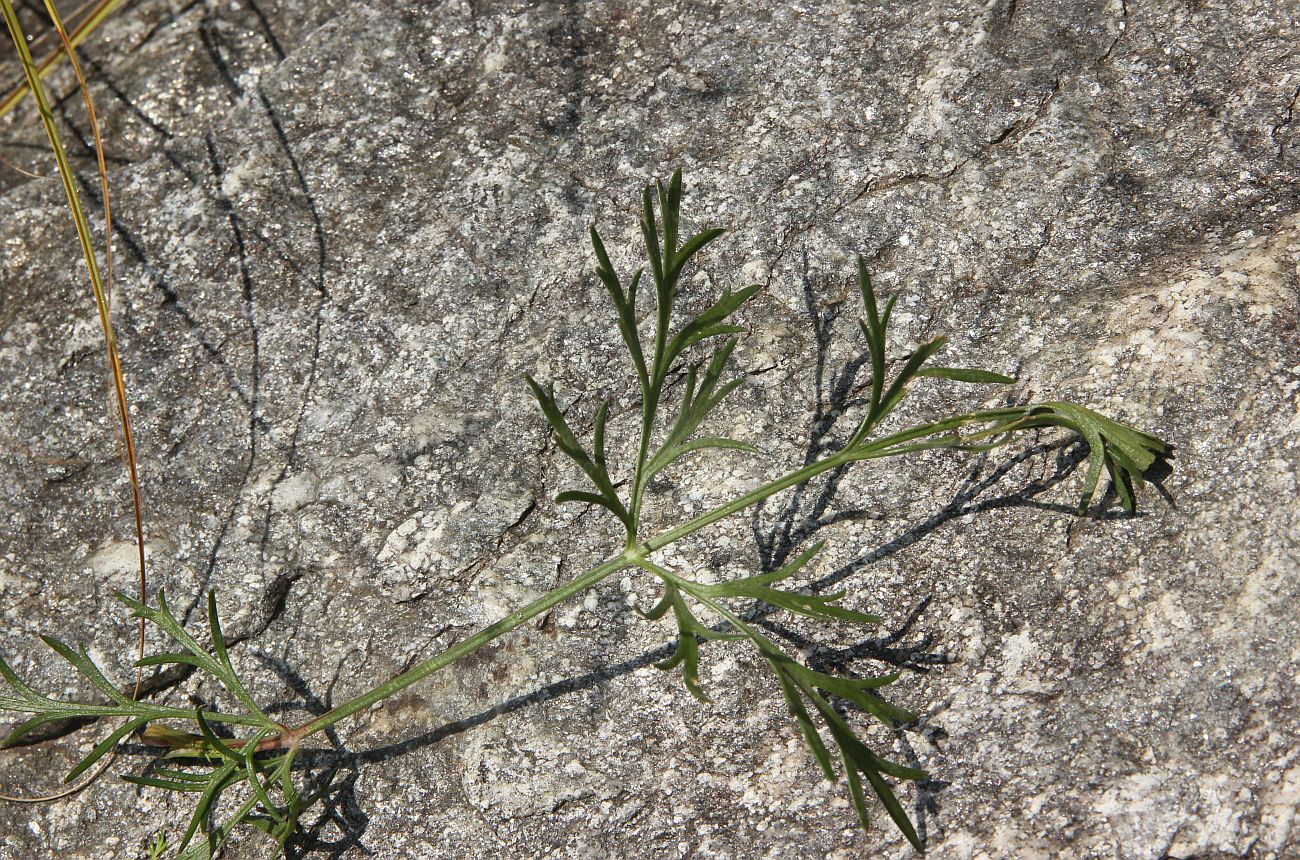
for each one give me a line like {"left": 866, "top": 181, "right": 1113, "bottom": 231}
{"left": 0, "top": 0, "right": 1297, "bottom": 858}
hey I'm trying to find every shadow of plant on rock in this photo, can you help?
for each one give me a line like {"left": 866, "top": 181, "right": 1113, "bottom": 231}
{"left": 240, "top": 288, "right": 1150, "bottom": 855}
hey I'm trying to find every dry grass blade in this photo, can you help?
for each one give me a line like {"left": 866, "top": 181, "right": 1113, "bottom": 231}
{"left": 0, "top": 0, "right": 144, "bottom": 802}
{"left": 0, "top": 0, "right": 124, "bottom": 122}
{"left": 43, "top": 0, "right": 114, "bottom": 306}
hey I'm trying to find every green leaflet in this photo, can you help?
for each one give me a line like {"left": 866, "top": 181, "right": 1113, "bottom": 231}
{"left": 698, "top": 542, "right": 882, "bottom": 625}
{"left": 1025, "top": 402, "right": 1166, "bottom": 513}
{"left": 639, "top": 577, "right": 744, "bottom": 702}
{"left": 1, "top": 590, "right": 290, "bottom": 855}
{"left": 917, "top": 367, "right": 1015, "bottom": 384}
{"left": 530, "top": 169, "right": 759, "bottom": 546}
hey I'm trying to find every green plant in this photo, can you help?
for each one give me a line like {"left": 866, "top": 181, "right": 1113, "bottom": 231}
{"left": 0, "top": 171, "right": 1167, "bottom": 857}
{"left": 146, "top": 831, "right": 170, "bottom": 860}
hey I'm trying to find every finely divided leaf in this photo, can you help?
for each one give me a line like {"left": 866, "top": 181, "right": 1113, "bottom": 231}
{"left": 0, "top": 652, "right": 42, "bottom": 702}
{"left": 1023, "top": 402, "right": 1166, "bottom": 513}
{"left": 773, "top": 669, "right": 836, "bottom": 781}
{"left": 646, "top": 337, "right": 757, "bottom": 480}
{"left": 176, "top": 759, "right": 241, "bottom": 852}
{"left": 39, "top": 636, "right": 130, "bottom": 705}
{"left": 874, "top": 336, "right": 948, "bottom": 424}
{"left": 591, "top": 225, "right": 649, "bottom": 393}
{"left": 669, "top": 285, "right": 760, "bottom": 358}
{"left": 672, "top": 228, "right": 724, "bottom": 281}
{"left": 124, "top": 773, "right": 213, "bottom": 793}
{"left": 852, "top": 260, "right": 941, "bottom": 443}
{"left": 649, "top": 581, "right": 742, "bottom": 702}
{"left": 526, "top": 377, "right": 632, "bottom": 530}
{"left": 762, "top": 641, "right": 926, "bottom": 851}
{"left": 117, "top": 591, "right": 222, "bottom": 680}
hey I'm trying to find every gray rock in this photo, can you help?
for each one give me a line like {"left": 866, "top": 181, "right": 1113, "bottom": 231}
{"left": 0, "top": 0, "right": 1296, "bottom": 857}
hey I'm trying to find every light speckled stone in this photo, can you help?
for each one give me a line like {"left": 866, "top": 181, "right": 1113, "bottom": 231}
{"left": 0, "top": 1, "right": 1297, "bottom": 858}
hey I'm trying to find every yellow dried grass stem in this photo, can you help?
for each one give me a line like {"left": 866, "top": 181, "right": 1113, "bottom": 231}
{"left": 0, "top": 0, "right": 144, "bottom": 802}
{"left": 0, "top": 0, "right": 124, "bottom": 122}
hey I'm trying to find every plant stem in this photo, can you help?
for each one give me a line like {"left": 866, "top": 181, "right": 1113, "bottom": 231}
{"left": 643, "top": 408, "right": 1015, "bottom": 553}
{"left": 626, "top": 380, "right": 658, "bottom": 548}
{"left": 294, "top": 554, "right": 633, "bottom": 737}
{"left": 292, "top": 406, "right": 1026, "bottom": 742}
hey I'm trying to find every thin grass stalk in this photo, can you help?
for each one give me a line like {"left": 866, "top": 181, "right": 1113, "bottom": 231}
{"left": 0, "top": 0, "right": 123, "bottom": 121}
{"left": 0, "top": 0, "right": 146, "bottom": 800}
{"left": 43, "top": 0, "right": 114, "bottom": 305}
{"left": 40, "top": 0, "right": 137, "bottom": 668}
